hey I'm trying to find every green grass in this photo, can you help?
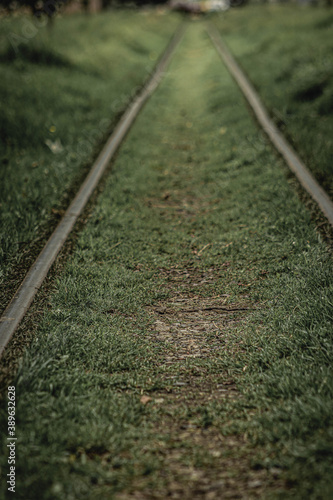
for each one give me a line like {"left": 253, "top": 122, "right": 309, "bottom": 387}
{"left": 0, "top": 18, "right": 332, "bottom": 500}
{"left": 213, "top": 4, "right": 333, "bottom": 195}
{"left": 0, "top": 9, "right": 180, "bottom": 287}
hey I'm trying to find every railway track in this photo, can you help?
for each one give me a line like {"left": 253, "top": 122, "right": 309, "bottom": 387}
{"left": 0, "top": 20, "right": 332, "bottom": 362}
{"left": 1, "top": 17, "right": 332, "bottom": 498}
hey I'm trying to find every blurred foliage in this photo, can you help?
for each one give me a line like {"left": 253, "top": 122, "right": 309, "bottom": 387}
{"left": 0, "top": 0, "right": 170, "bottom": 15}
{"left": 0, "top": 0, "right": 70, "bottom": 17}
{"left": 1, "top": 0, "right": 331, "bottom": 11}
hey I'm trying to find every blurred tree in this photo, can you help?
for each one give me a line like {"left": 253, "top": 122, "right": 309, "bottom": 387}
{"left": 115, "top": 0, "right": 168, "bottom": 5}
{"left": 100, "top": 0, "right": 111, "bottom": 9}
{"left": 0, "top": 0, "right": 71, "bottom": 17}
{"left": 81, "top": 0, "right": 89, "bottom": 11}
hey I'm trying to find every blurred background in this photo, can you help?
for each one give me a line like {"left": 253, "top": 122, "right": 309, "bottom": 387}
{"left": 0, "top": 0, "right": 332, "bottom": 17}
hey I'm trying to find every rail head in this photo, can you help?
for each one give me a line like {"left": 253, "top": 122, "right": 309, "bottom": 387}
{"left": 206, "top": 22, "right": 333, "bottom": 228}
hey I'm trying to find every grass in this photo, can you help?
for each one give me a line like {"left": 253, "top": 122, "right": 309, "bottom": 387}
{"left": 213, "top": 4, "right": 333, "bottom": 195}
{"left": 0, "top": 19, "right": 332, "bottom": 499}
{"left": 0, "top": 9, "right": 180, "bottom": 292}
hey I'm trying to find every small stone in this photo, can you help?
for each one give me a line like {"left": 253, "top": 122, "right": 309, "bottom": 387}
{"left": 140, "top": 395, "right": 152, "bottom": 405}
{"left": 248, "top": 480, "right": 262, "bottom": 488}
{"left": 210, "top": 450, "right": 222, "bottom": 458}
{"left": 270, "top": 467, "right": 283, "bottom": 477}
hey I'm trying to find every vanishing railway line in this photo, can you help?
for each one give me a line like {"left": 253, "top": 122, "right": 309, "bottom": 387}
{"left": 0, "top": 21, "right": 332, "bottom": 361}
{"left": 1, "top": 15, "right": 332, "bottom": 498}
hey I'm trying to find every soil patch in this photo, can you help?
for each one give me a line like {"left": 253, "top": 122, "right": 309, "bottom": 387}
{"left": 121, "top": 267, "right": 285, "bottom": 498}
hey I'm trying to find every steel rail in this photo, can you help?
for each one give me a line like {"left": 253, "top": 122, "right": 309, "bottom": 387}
{"left": 207, "top": 23, "right": 333, "bottom": 227}
{"left": 0, "top": 23, "right": 187, "bottom": 358}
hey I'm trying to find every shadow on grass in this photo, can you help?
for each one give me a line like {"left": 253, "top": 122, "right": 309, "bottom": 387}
{"left": 0, "top": 43, "right": 73, "bottom": 67}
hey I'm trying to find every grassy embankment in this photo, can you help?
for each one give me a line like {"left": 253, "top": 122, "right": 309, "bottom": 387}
{"left": 0, "top": 22, "right": 332, "bottom": 499}
{"left": 214, "top": 4, "right": 333, "bottom": 195}
{"left": 0, "top": 9, "right": 180, "bottom": 303}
